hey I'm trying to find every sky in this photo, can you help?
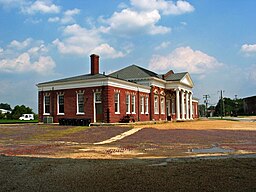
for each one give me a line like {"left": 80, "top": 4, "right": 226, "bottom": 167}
{"left": 0, "top": 0, "right": 256, "bottom": 112}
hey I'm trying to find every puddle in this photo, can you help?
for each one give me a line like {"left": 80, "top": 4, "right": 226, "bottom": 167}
{"left": 190, "top": 146, "right": 234, "bottom": 153}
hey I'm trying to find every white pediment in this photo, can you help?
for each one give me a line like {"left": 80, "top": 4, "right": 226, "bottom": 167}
{"left": 180, "top": 73, "right": 194, "bottom": 88}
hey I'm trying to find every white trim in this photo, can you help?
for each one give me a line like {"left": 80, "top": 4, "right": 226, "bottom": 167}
{"left": 140, "top": 96, "right": 144, "bottom": 114}
{"left": 37, "top": 77, "right": 151, "bottom": 93}
{"left": 114, "top": 92, "right": 120, "bottom": 114}
{"left": 43, "top": 95, "right": 50, "bottom": 115}
{"left": 57, "top": 94, "right": 64, "bottom": 115}
{"left": 160, "top": 96, "right": 165, "bottom": 114}
{"left": 76, "top": 92, "right": 85, "bottom": 115}
{"left": 154, "top": 95, "right": 159, "bottom": 114}
{"left": 145, "top": 97, "right": 149, "bottom": 114}
{"left": 126, "top": 94, "right": 131, "bottom": 114}
{"left": 131, "top": 95, "right": 136, "bottom": 114}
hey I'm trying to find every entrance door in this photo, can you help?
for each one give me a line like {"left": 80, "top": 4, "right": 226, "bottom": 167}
{"left": 94, "top": 92, "right": 103, "bottom": 122}
{"left": 166, "top": 100, "right": 171, "bottom": 120}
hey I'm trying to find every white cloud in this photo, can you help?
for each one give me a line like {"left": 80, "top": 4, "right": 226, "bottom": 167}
{"left": 90, "top": 44, "right": 125, "bottom": 59}
{"left": 0, "top": 48, "right": 3, "bottom": 53}
{"left": 52, "top": 24, "right": 101, "bottom": 55}
{"left": 8, "top": 38, "right": 33, "bottom": 50}
{"left": 61, "top": 8, "right": 80, "bottom": 24}
{"left": 130, "top": 0, "right": 194, "bottom": 15}
{"left": 155, "top": 41, "right": 171, "bottom": 50}
{"left": 48, "top": 17, "right": 60, "bottom": 22}
{"left": 241, "top": 44, "right": 256, "bottom": 54}
{"left": 104, "top": 8, "right": 171, "bottom": 35}
{"left": 48, "top": 8, "right": 80, "bottom": 24}
{"left": 52, "top": 24, "right": 126, "bottom": 59}
{"left": 0, "top": 53, "right": 55, "bottom": 74}
{"left": 149, "top": 46, "right": 222, "bottom": 75}
{"left": 22, "top": 0, "right": 60, "bottom": 14}
{"left": 0, "top": 38, "right": 55, "bottom": 74}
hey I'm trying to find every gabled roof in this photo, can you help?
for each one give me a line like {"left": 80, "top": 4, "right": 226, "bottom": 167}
{"left": 109, "top": 64, "right": 158, "bottom": 80}
{"left": 165, "top": 72, "right": 187, "bottom": 81}
{"left": 37, "top": 73, "right": 107, "bottom": 86}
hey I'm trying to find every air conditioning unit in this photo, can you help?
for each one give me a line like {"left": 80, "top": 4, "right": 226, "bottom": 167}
{"left": 43, "top": 116, "right": 53, "bottom": 124}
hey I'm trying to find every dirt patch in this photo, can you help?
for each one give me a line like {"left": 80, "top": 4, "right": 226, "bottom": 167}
{"left": 135, "top": 119, "right": 256, "bottom": 130}
{"left": 0, "top": 120, "right": 256, "bottom": 191}
{"left": 0, "top": 120, "right": 255, "bottom": 159}
{"left": 0, "top": 155, "right": 256, "bottom": 192}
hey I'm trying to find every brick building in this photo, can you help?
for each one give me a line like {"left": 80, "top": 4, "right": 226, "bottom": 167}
{"left": 37, "top": 54, "right": 199, "bottom": 123}
{"left": 243, "top": 95, "right": 256, "bottom": 115}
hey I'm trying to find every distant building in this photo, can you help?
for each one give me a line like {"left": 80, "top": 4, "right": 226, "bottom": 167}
{"left": 243, "top": 95, "right": 256, "bottom": 115}
{"left": 0, "top": 109, "right": 12, "bottom": 114}
{"left": 37, "top": 54, "right": 199, "bottom": 123}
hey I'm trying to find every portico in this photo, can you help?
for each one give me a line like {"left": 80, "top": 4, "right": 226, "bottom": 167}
{"left": 174, "top": 88, "right": 193, "bottom": 121}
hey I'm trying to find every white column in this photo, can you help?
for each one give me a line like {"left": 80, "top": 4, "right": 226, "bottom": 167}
{"left": 186, "top": 91, "right": 189, "bottom": 120}
{"left": 175, "top": 89, "right": 180, "bottom": 120}
{"left": 189, "top": 92, "right": 193, "bottom": 119}
{"left": 181, "top": 89, "right": 185, "bottom": 120}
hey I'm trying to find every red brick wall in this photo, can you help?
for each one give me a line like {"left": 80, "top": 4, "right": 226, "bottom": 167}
{"left": 105, "top": 87, "right": 150, "bottom": 123}
{"left": 39, "top": 85, "right": 197, "bottom": 123}
{"left": 39, "top": 87, "right": 96, "bottom": 123}
{"left": 192, "top": 101, "right": 199, "bottom": 119}
{"left": 38, "top": 85, "right": 152, "bottom": 123}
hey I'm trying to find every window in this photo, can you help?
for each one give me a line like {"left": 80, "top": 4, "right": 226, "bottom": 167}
{"left": 77, "top": 93, "right": 84, "bottom": 114}
{"left": 154, "top": 95, "right": 159, "bottom": 114}
{"left": 58, "top": 95, "right": 64, "bottom": 114}
{"left": 140, "top": 96, "right": 144, "bottom": 114}
{"left": 161, "top": 97, "right": 165, "bottom": 114}
{"left": 95, "top": 92, "right": 101, "bottom": 103}
{"left": 131, "top": 95, "right": 136, "bottom": 114}
{"left": 145, "top": 97, "right": 149, "bottom": 114}
{"left": 114, "top": 93, "right": 120, "bottom": 114}
{"left": 44, "top": 95, "right": 50, "bottom": 115}
{"left": 126, "top": 94, "right": 130, "bottom": 114}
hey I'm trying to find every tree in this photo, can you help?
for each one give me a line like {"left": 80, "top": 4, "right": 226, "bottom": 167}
{"left": 0, "top": 111, "right": 4, "bottom": 119}
{"left": 215, "top": 97, "right": 244, "bottom": 116}
{"left": 198, "top": 104, "right": 206, "bottom": 117}
{"left": 11, "top": 105, "right": 33, "bottom": 119}
{"left": 0, "top": 103, "right": 11, "bottom": 110}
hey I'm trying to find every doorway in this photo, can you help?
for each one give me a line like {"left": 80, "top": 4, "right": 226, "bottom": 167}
{"left": 94, "top": 92, "right": 103, "bottom": 122}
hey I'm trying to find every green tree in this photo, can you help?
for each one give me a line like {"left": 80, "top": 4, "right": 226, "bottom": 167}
{"left": 0, "top": 111, "right": 4, "bottom": 119}
{"left": 215, "top": 97, "right": 244, "bottom": 116}
{"left": 198, "top": 104, "right": 206, "bottom": 117}
{"left": 11, "top": 105, "right": 33, "bottom": 119}
{"left": 0, "top": 103, "right": 11, "bottom": 110}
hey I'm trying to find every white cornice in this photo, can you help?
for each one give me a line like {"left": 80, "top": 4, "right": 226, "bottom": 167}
{"left": 37, "top": 77, "right": 151, "bottom": 93}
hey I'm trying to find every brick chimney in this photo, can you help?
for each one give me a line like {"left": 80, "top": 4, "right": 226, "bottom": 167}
{"left": 90, "top": 54, "right": 99, "bottom": 75}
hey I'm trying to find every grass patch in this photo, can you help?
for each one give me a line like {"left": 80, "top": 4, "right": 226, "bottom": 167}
{"left": 31, "top": 126, "right": 90, "bottom": 140}
{"left": 0, "top": 119, "right": 38, "bottom": 124}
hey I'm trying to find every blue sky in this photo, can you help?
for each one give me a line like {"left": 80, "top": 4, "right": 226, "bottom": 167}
{"left": 0, "top": 0, "right": 256, "bottom": 112}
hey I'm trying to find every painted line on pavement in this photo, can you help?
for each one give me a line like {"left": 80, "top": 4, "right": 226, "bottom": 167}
{"left": 93, "top": 128, "right": 142, "bottom": 145}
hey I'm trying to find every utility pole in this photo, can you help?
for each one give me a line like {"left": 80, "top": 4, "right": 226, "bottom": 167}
{"left": 203, "top": 94, "right": 210, "bottom": 117}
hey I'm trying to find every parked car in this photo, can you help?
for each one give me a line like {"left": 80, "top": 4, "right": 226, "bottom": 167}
{"left": 19, "top": 114, "right": 34, "bottom": 120}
